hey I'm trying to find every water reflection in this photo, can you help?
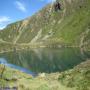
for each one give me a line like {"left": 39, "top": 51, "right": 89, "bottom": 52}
{"left": 0, "top": 48, "right": 89, "bottom": 73}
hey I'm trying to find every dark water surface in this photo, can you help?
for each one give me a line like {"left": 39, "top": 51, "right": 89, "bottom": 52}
{"left": 0, "top": 48, "right": 90, "bottom": 74}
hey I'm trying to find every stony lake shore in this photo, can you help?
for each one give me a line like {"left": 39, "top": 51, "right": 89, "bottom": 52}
{"left": 0, "top": 60, "right": 90, "bottom": 90}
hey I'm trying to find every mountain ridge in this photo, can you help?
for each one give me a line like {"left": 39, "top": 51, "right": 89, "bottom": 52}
{"left": 0, "top": 0, "right": 90, "bottom": 51}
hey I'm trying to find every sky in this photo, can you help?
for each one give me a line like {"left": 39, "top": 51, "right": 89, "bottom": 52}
{"left": 0, "top": 0, "right": 56, "bottom": 30}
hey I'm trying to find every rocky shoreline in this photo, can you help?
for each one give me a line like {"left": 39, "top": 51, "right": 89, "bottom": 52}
{"left": 0, "top": 60, "right": 90, "bottom": 90}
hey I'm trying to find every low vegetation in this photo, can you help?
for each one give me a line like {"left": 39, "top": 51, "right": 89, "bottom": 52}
{"left": 58, "top": 60, "right": 90, "bottom": 90}
{"left": 0, "top": 60, "right": 90, "bottom": 90}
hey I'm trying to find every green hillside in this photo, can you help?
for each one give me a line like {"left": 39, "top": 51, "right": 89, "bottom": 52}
{"left": 0, "top": 0, "right": 90, "bottom": 50}
{"left": 0, "top": 60, "right": 90, "bottom": 90}
{"left": 0, "top": 0, "right": 90, "bottom": 89}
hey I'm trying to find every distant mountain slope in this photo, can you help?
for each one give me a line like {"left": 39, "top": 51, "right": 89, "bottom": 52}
{"left": 0, "top": 0, "right": 90, "bottom": 50}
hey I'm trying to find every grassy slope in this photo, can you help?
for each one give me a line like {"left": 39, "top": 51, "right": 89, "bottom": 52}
{"left": 58, "top": 60, "right": 90, "bottom": 90}
{"left": 54, "top": 4, "right": 90, "bottom": 45}
{"left": 0, "top": 0, "right": 90, "bottom": 49}
{"left": 0, "top": 60, "right": 90, "bottom": 90}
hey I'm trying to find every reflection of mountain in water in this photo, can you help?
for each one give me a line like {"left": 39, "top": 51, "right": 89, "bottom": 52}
{"left": 0, "top": 48, "right": 89, "bottom": 73}
{"left": 0, "top": 58, "right": 36, "bottom": 76}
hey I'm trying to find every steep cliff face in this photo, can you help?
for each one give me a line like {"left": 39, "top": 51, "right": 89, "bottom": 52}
{"left": 0, "top": 0, "right": 90, "bottom": 48}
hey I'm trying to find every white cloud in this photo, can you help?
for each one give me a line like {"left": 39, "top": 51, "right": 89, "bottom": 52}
{"left": 0, "top": 26, "right": 6, "bottom": 30}
{"left": 15, "top": 1, "right": 27, "bottom": 13}
{"left": 48, "top": 0, "right": 56, "bottom": 2}
{"left": 40, "top": 0, "right": 56, "bottom": 3}
{"left": 0, "top": 16, "right": 11, "bottom": 24}
{"left": 0, "top": 16, "right": 11, "bottom": 30}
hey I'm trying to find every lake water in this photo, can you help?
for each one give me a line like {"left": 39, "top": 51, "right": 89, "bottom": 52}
{"left": 0, "top": 48, "right": 90, "bottom": 75}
